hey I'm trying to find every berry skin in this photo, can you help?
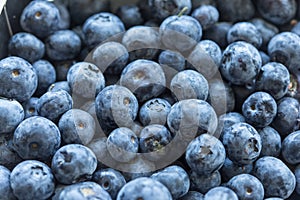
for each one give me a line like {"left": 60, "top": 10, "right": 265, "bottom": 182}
{"left": 158, "top": 50, "right": 186, "bottom": 72}
{"left": 252, "top": 156, "right": 296, "bottom": 199}
{"left": 48, "top": 81, "right": 71, "bottom": 94}
{"left": 0, "top": 98, "right": 24, "bottom": 134}
{"left": 0, "top": 56, "right": 38, "bottom": 102}
{"left": 242, "top": 91, "right": 277, "bottom": 128}
{"left": 189, "top": 170, "right": 221, "bottom": 194}
{"left": 203, "top": 22, "right": 232, "bottom": 49}
{"left": 178, "top": 191, "right": 204, "bottom": 200}
{"left": 116, "top": 4, "right": 144, "bottom": 29}
{"left": 8, "top": 32, "right": 45, "bottom": 63}
{"left": 20, "top": 0, "right": 62, "bottom": 38}
{"left": 107, "top": 127, "right": 139, "bottom": 163}
{"left": 10, "top": 160, "right": 55, "bottom": 200}
{"left": 45, "top": 30, "right": 81, "bottom": 61}
{"left": 92, "top": 168, "right": 126, "bottom": 199}
{"left": 37, "top": 90, "right": 73, "bottom": 122}
{"left": 120, "top": 59, "right": 166, "bottom": 102}
{"left": 57, "top": 181, "right": 112, "bottom": 200}
{"left": 222, "top": 122, "right": 262, "bottom": 165}
{"left": 170, "top": 69, "right": 209, "bottom": 101}
{"left": 227, "top": 22, "right": 262, "bottom": 48}
{"left": 204, "top": 186, "right": 239, "bottom": 200}
{"left": 220, "top": 157, "right": 253, "bottom": 182}
{"left": 295, "top": 164, "right": 300, "bottom": 195}
{"left": 116, "top": 177, "right": 172, "bottom": 200}
{"left": 192, "top": 5, "right": 219, "bottom": 30}
{"left": 58, "top": 109, "right": 95, "bottom": 145}
{"left": 151, "top": 165, "right": 190, "bottom": 199}
{"left": 0, "top": 165, "right": 16, "bottom": 200}
{"left": 13, "top": 116, "right": 61, "bottom": 161}
{"left": 21, "top": 97, "right": 39, "bottom": 119}
{"left": 258, "top": 126, "right": 281, "bottom": 157}
{"left": 0, "top": 134, "right": 23, "bottom": 170}
{"left": 139, "top": 98, "right": 171, "bottom": 126}
{"left": 227, "top": 174, "right": 264, "bottom": 200}
{"left": 281, "top": 130, "right": 300, "bottom": 165}
{"left": 51, "top": 144, "right": 97, "bottom": 184}
{"left": 220, "top": 41, "right": 262, "bottom": 86}
{"left": 185, "top": 134, "right": 226, "bottom": 175}
{"left": 95, "top": 85, "right": 139, "bottom": 134}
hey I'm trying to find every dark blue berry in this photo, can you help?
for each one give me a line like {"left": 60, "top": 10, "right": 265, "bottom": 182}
{"left": 158, "top": 50, "right": 186, "bottom": 72}
{"left": 178, "top": 191, "right": 204, "bottom": 200}
{"left": 204, "top": 186, "right": 238, "bottom": 200}
{"left": 258, "top": 126, "right": 281, "bottom": 157}
{"left": 116, "top": 4, "right": 144, "bottom": 29}
{"left": 220, "top": 157, "right": 253, "bottom": 182}
{"left": 189, "top": 170, "right": 221, "bottom": 194}
{"left": 191, "top": 5, "right": 219, "bottom": 30}
{"left": 282, "top": 130, "right": 300, "bottom": 165}
{"left": 48, "top": 81, "right": 71, "bottom": 94}
{"left": 203, "top": 22, "right": 232, "bottom": 49}
{"left": 0, "top": 165, "right": 16, "bottom": 200}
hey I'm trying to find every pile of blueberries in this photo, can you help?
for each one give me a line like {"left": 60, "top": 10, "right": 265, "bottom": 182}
{"left": 2, "top": 0, "right": 300, "bottom": 199}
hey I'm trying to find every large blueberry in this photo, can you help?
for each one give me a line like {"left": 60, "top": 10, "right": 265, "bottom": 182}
{"left": 8, "top": 32, "right": 45, "bottom": 63}
{"left": 116, "top": 177, "right": 172, "bottom": 200}
{"left": 258, "top": 126, "right": 281, "bottom": 157}
{"left": 0, "top": 165, "right": 16, "bottom": 200}
{"left": 252, "top": 156, "right": 296, "bottom": 199}
{"left": 10, "top": 160, "right": 55, "bottom": 200}
{"left": 13, "top": 116, "right": 61, "bottom": 161}
{"left": 222, "top": 122, "right": 261, "bottom": 165}
{"left": 0, "top": 56, "right": 38, "bottom": 102}
{"left": 51, "top": 144, "right": 97, "bottom": 184}
{"left": 192, "top": 5, "right": 219, "bottom": 30}
{"left": 0, "top": 98, "right": 24, "bottom": 134}
{"left": 204, "top": 186, "right": 238, "bottom": 200}
{"left": 185, "top": 134, "right": 226, "bottom": 175}
{"left": 37, "top": 90, "right": 73, "bottom": 122}
{"left": 92, "top": 168, "right": 126, "bottom": 199}
{"left": 95, "top": 85, "right": 139, "bottom": 134}
{"left": 158, "top": 50, "right": 186, "bottom": 72}
{"left": 0, "top": 134, "right": 23, "bottom": 170}
{"left": 120, "top": 59, "right": 166, "bottom": 102}
{"left": 282, "top": 130, "right": 300, "bottom": 165}
{"left": 150, "top": 165, "right": 190, "bottom": 199}
{"left": 220, "top": 41, "right": 262, "bottom": 86}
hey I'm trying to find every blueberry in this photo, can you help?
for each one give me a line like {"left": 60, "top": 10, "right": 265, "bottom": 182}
{"left": 158, "top": 50, "right": 186, "bottom": 72}
{"left": 92, "top": 168, "right": 126, "bottom": 199}
{"left": 187, "top": 42, "right": 220, "bottom": 79}
{"left": 227, "top": 174, "right": 264, "bottom": 200}
{"left": 242, "top": 91, "right": 277, "bottom": 128}
{"left": 139, "top": 124, "right": 173, "bottom": 161}
{"left": 255, "top": 0, "right": 297, "bottom": 25}
{"left": 21, "top": 97, "right": 39, "bottom": 119}
{"left": 95, "top": 85, "right": 139, "bottom": 134}
{"left": 55, "top": 2, "right": 70, "bottom": 30}
{"left": 32, "top": 59, "right": 56, "bottom": 96}
{"left": 222, "top": 122, "right": 262, "bottom": 165}
{"left": 259, "top": 51, "right": 270, "bottom": 66}
{"left": 10, "top": 160, "right": 55, "bottom": 200}
{"left": 250, "top": 18, "right": 279, "bottom": 51}
{"left": 295, "top": 164, "right": 300, "bottom": 195}
{"left": 54, "top": 60, "right": 75, "bottom": 81}
{"left": 0, "top": 56, "right": 38, "bottom": 102}
{"left": 167, "top": 99, "right": 218, "bottom": 139}
{"left": 204, "top": 186, "right": 238, "bottom": 200}
{"left": 116, "top": 4, "right": 144, "bottom": 29}
{"left": 268, "top": 32, "right": 300, "bottom": 75}
{"left": 170, "top": 69, "right": 209, "bottom": 101}
{"left": 203, "top": 22, "right": 232, "bottom": 49}
{"left": 8, "top": 32, "right": 45, "bottom": 63}
{"left": 191, "top": 5, "right": 219, "bottom": 30}
{"left": 13, "top": 116, "right": 61, "bottom": 161}
{"left": 37, "top": 90, "right": 73, "bottom": 122}
{"left": 292, "top": 22, "right": 300, "bottom": 36}
{"left": 122, "top": 26, "right": 161, "bottom": 61}
{"left": 271, "top": 97, "right": 300, "bottom": 137}
{"left": 189, "top": 170, "right": 221, "bottom": 194}
{"left": 220, "top": 41, "right": 262, "bottom": 86}
{"left": 58, "top": 109, "right": 95, "bottom": 145}
{"left": 185, "top": 134, "right": 226, "bottom": 175}
{"left": 178, "top": 191, "right": 204, "bottom": 200}
{"left": 252, "top": 156, "right": 296, "bottom": 199}
{"left": 51, "top": 144, "right": 97, "bottom": 184}
{"left": 264, "top": 198, "right": 283, "bottom": 200}
{"left": 48, "top": 81, "right": 71, "bottom": 94}
{"left": 0, "top": 134, "right": 23, "bottom": 170}
{"left": 198, "top": 39, "right": 222, "bottom": 66}
{"left": 160, "top": 15, "right": 202, "bottom": 53}
{"left": 82, "top": 12, "right": 125, "bottom": 49}
{"left": 139, "top": 0, "right": 192, "bottom": 23}
{"left": 57, "top": 181, "right": 112, "bottom": 200}
{"left": 90, "top": 42, "right": 129, "bottom": 75}
{"left": 150, "top": 165, "right": 190, "bottom": 199}
{"left": 207, "top": 78, "right": 235, "bottom": 115}
{"left": 216, "top": 0, "right": 255, "bottom": 22}
{"left": 227, "top": 22, "right": 262, "bottom": 49}
{"left": 45, "top": 30, "right": 81, "bottom": 61}
{"left": 0, "top": 165, "right": 16, "bottom": 200}
{"left": 67, "top": 62, "right": 105, "bottom": 99}
{"left": 0, "top": 98, "right": 24, "bottom": 134}
{"left": 107, "top": 127, "right": 139, "bottom": 163}
{"left": 116, "top": 177, "right": 172, "bottom": 200}
{"left": 20, "top": 0, "right": 62, "bottom": 38}
{"left": 120, "top": 59, "right": 166, "bottom": 102}
{"left": 139, "top": 98, "right": 171, "bottom": 126}
{"left": 220, "top": 157, "right": 253, "bottom": 182}
{"left": 282, "top": 130, "right": 300, "bottom": 165}
{"left": 258, "top": 126, "right": 281, "bottom": 157}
